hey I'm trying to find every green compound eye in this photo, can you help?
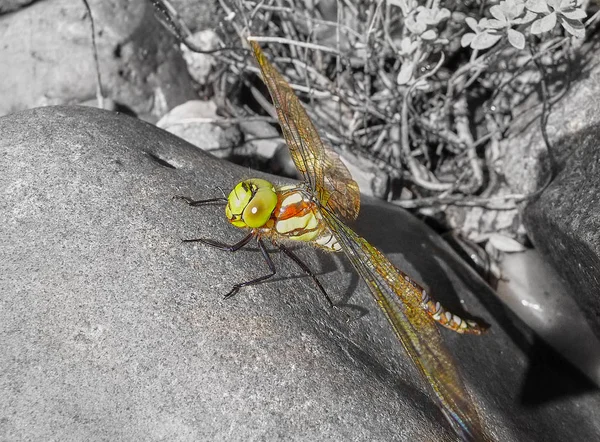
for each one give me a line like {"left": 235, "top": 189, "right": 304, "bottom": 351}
{"left": 242, "top": 186, "right": 277, "bottom": 228}
{"left": 226, "top": 179, "right": 277, "bottom": 228}
{"left": 226, "top": 181, "right": 253, "bottom": 227}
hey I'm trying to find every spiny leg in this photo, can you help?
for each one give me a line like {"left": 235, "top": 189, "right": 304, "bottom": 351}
{"left": 224, "top": 237, "right": 276, "bottom": 299}
{"left": 181, "top": 233, "right": 276, "bottom": 298}
{"left": 182, "top": 232, "right": 254, "bottom": 251}
{"left": 174, "top": 195, "right": 227, "bottom": 206}
{"left": 278, "top": 244, "right": 334, "bottom": 308}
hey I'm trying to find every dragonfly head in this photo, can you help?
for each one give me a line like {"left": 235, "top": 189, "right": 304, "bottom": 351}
{"left": 225, "top": 179, "right": 278, "bottom": 229}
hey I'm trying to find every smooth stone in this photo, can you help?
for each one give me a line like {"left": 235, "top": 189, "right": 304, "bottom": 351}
{"left": 180, "top": 30, "right": 220, "bottom": 85}
{"left": 1, "top": 106, "right": 599, "bottom": 441}
{"left": 0, "top": 0, "right": 196, "bottom": 119}
{"left": 501, "top": 33, "right": 600, "bottom": 338}
{"left": 523, "top": 130, "right": 600, "bottom": 339}
{"left": 157, "top": 100, "right": 242, "bottom": 159}
{"left": 496, "top": 249, "right": 600, "bottom": 386}
{"left": 446, "top": 33, "right": 600, "bottom": 327}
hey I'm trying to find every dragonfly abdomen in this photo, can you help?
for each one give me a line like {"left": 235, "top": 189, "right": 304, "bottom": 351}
{"left": 266, "top": 186, "right": 341, "bottom": 252}
{"left": 420, "top": 288, "right": 486, "bottom": 335}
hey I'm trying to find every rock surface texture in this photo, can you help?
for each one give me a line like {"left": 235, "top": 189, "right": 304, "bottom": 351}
{"left": 1, "top": 106, "right": 599, "bottom": 441}
{"left": 510, "top": 35, "right": 600, "bottom": 339}
{"left": 524, "top": 132, "right": 600, "bottom": 339}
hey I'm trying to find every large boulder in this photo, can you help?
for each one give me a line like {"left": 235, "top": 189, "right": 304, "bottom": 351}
{"left": 502, "top": 35, "right": 600, "bottom": 339}
{"left": 523, "top": 128, "right": 600, "bottom": 339}
{"left": 1, "top": 106, "right": 599, "bottom": 441}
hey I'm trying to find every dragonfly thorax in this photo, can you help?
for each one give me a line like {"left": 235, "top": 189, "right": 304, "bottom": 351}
{"left": 225, "top": 178, "right": 278, "bottom": 229}
{"left": 225, "top": 179, "right": 340, "bottom": 251}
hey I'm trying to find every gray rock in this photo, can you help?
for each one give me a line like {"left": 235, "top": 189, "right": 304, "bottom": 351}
{"left": 0, "top": 0, "right": 196, "bottom": 119}
{"left": 504, "top": 34, "right": 600, "bottom": 339}
{"left": 1, "top": 106, "right": 599, "bottom": 441}
{"left": 523, "top": 129, "right": 600, "bottom": 339}
{"left": 165, "top": 0, "right": 222, "bottom": 34}
{"left": 496, "top": 249, "right": 600, "bottom": 386}
{"left": 502, "top": 36, "right": 600, "bottom": 197}
{"left": 157, "top": 100, "right": 242, "bottom": 159}
{"left": 180, "top": 30, "right": 220, "bottom": 85}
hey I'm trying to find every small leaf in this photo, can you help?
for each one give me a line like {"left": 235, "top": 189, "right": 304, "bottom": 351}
{"left": 530, "top": 12, "right": 557, "bottom": 34}
{"left": 465, "top": 16, "right": 478, "bottom": 31}
{"left": 438, "top": 8, "right": 451, "bottom": 21}
{"left": 415, "top": 8, "right": 431, "bottom": 25}
{"left": 561, "top": 8, "right": 587, "bottom": 20}
{"left": 488, "top": 234, "right": 528, "bottom": 253}
{"left": 507, "top": 28, "right": 525, "bottom": 49}
{"left": 420, "top": 7, "right": 451, "bottom": 25}
{"left": 407, "top": 15, "right": 427, "bottom": 34}
{"left": 486, "top": 19, "right": 507, "bottom": 30}
{"left": 540, "top": 11, "right": 558, "bottom": 31}
{"left": 400, "top": 37, "right": 418, "bottom": 55}
{"left": 548, "top": 0, "right": 562, "bottom": 9}
{"left": 529, "top": 20, "right": 542, "bottom": 34}
{"left": 514, "top": 10, "right": 537, "bottom": 24}
{"left": 490, "top": 5, "right": 507, "bottom": 22}
{"left": 453, "top": 11, "right": 467, "bottom": 23}
{"left": 560, "top": 16, "right": 585, "bottom": 38}
{"left": 421, "top": 29, "right": 438, "bottom": 40}
{"left": 509, "top": 1, "right": 526, "bottom": 19}
{"left": 558, "top": 0, "right": 574, "bottom": 9}
{"left": 471, "top": 31, "right": 502, "bottom": 50}
{"left": 525, "top": 0, "right": 550, "bottom": 14}
{"left": 461, "top": 32, "right": 475, "bottom": 47}
{"left": 397, "top": 62, "right": 415, "bottom": 85}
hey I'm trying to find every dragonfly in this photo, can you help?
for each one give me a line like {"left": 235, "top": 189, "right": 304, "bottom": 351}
{"left": 177, "top": 40, "right": 489, "bottom": 441}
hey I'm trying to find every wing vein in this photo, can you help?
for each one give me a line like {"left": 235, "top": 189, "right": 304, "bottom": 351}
{"left": 322, "top": 209, "right": 484, "bottom": 440}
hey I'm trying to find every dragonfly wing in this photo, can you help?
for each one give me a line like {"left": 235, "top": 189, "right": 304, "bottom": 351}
{"left": 323, "top": 210, "right": 486, "bottom": 441}
{"left": 250, "top": 40, "right": 360, "bottom": 221}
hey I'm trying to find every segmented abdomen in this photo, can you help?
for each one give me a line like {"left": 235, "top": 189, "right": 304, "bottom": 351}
{"left": 414, "top": 278, "right": 486, "bottom": 334}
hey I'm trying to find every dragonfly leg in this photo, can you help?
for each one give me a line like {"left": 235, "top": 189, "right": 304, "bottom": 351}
{"left": 173, "top": 195, "right": 227, "bottom": 206}
{"left": 181, "top": 232, "right": 255, "bottom": 250}
{"left": 278, "top": 244, "right": 334, "bottom": 309}
{"left": 224, "top": 238, "right": 276, "bottom": 299}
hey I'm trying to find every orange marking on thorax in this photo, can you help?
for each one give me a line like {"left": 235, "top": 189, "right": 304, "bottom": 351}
{"left": 273, "top": 191, "right": 316, "bottom": 221}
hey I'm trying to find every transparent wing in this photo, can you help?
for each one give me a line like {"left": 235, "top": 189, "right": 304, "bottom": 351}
{"left": 250, "top": 40, "right": 360, "bottom": 221}
{"left": 251, "top": 39, "right": 486, "bottom": 440}
{"left": 322, "top": 209, "right": 486, "bottom": 440}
